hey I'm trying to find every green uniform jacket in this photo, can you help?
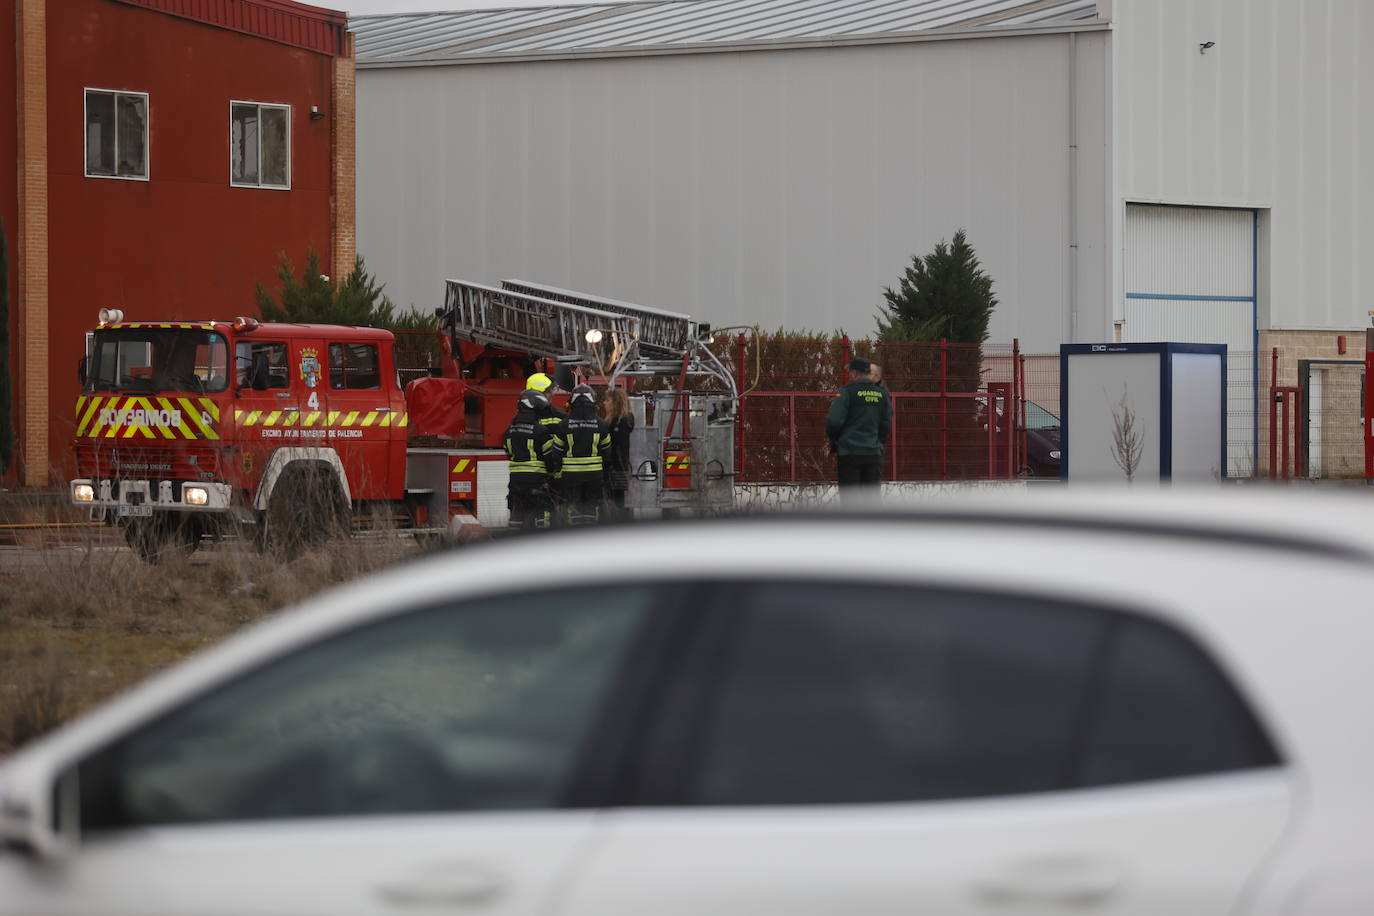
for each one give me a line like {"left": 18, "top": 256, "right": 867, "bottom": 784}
{"left": 825, "top": 380, "right": 892, "bottom": 456}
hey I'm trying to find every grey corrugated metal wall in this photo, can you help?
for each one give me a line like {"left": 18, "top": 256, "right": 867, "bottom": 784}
{"left": 357, "top": 31, "right": 1110, "bottom": 350}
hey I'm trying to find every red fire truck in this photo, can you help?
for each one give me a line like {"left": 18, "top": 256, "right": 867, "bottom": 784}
{"left": 70, "top": 280, "right": 736, "bottom": 561}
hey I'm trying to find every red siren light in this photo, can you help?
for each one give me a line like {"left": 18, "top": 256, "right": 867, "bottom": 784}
{"left": 232, "top": 316, "right": 260, "bottom": 332}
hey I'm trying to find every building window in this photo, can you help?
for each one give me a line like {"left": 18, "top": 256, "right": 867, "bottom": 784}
{"left": 231, "top": 102, "right": 290, "bottom": 189}
{"left": 329, "top": 343, "right": 380, "bottom": 390}
{"left": 85, "top": 89, "right": 148, "bottom": 180}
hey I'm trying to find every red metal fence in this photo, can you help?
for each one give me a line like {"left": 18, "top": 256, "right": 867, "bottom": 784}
{"left": 731, "top": 336, "right": 1028, "bottom": 483}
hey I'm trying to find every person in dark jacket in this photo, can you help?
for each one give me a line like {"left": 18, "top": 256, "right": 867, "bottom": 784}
{"left": 549, "top": 384, "right": 611, "bottom": 525}
{"left": 825, "top": 357, "right": 891, "bottom": 500}
{"left": 526, "top": 372, "right": 568, "bottom": 502}
{"left": 598, "top": 386, "right": 635, "bottom": 518}
{"left": 504, "top": 389, "right": 557, "bottom": 530}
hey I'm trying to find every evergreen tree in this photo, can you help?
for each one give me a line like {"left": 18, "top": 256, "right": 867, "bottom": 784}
{"left": 255, "top": 247, "right": 435, "bottom": 331}
{"left": 0, "top": 217, "right": 13, "bottom": 478}
{"left": 876, "top": 230, "right": 997, "bottom": 344}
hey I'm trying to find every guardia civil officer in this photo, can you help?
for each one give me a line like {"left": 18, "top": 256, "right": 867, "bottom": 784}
{"left": 548, "top": 384, "right": 611, "bottom": 525}
{"left": 503, "top": 388, "right": 556, "bottom": 530}
{"left": 825, "top": 357, "right": 891, "bottom": 501}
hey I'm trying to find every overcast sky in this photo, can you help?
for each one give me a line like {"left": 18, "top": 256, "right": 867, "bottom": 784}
{"left": 343, "top": 0, "right": 593, "bottom": 15}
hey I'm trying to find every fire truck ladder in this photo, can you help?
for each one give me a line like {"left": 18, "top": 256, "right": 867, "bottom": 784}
{"left": 500, "top": 280, "right": 700, "bottom": 359}
{"left": 444, "top": 278, "right": 736, "bottom": 399}
{"left": 500, "top": 280, "right": 735, "bottom": 398}
{"left": 442, "top": 279, "right": 639, "bottom": 364}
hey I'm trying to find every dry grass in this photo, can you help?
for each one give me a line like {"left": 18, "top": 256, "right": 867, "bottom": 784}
{"left": 0, "top": 533, "right": 424, "bottom": 756}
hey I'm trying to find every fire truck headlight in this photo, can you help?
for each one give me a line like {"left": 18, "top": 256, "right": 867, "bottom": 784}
{"left": 73, "top": 484, "right": 95, "bottom": 502}
{"left": 185, "top": 487, "right": 209, "bottom": 506}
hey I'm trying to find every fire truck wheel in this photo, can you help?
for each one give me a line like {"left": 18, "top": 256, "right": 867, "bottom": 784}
{"left": 260, "top": 466, "right": 350, "bottom": 559}
{"left": 124, "top": 516, "right": 199, "bottom": 564}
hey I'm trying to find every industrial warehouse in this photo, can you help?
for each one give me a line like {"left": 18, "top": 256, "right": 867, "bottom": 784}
{"left": 350, "top": 0, "right": 1372, "bottom": 478}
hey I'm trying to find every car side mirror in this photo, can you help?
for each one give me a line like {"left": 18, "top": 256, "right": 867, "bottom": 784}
{"left": 0, "top": 762, "right": 79, "bottom": 860}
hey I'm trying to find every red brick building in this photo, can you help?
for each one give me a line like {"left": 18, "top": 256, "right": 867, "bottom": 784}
{"left": 2, "top": 0, "right": 356, "bottom": 486}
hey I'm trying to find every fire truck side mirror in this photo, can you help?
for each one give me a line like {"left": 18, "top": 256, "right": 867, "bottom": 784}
{"left": 77, "top": 356, "right": 87, "bottom": 385}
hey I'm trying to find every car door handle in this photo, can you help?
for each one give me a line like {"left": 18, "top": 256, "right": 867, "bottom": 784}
{"left": 972, "top": 856, "right": 1123, "bottom": 906}
{"left": 281, "top": 407, "right": 300, "bottom": 412}
{"left": 374, "top": 863, "right": 505, "bottom": 908}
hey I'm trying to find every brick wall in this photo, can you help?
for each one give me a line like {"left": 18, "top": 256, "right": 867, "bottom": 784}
{"left": 330, "top": 31, "right": 356, "bottom": 284}
{"left": 16, "top": 0, "right": 48, "bottom": 487}
{"left": 1258, "top": 328, "right": 1368, "bottom": 479}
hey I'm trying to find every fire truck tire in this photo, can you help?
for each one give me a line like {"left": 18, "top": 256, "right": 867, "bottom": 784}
{"left": 260, "top": 465, "right": 350, "bottom": 558}
{"left": 124, "top": 516, "right": 200, "bottom": 564}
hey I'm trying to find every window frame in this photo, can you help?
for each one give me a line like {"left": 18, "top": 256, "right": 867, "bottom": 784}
{"left": 328, "top": 342, "right": 382, "bottom": 391}
{"left": 229, "top": 99, "right": 292, "bottom": 191}
{"left": 84, "top": 87, "right": 150, "bottom": 182}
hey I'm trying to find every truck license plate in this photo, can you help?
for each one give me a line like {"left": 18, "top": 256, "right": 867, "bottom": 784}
{"left": 117, "top": 505, "right": 153, "bottom": 518}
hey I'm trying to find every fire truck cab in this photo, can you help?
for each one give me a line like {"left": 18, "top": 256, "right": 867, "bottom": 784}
{"left": 72, "top": 314, "right": 409, "bottom": 560}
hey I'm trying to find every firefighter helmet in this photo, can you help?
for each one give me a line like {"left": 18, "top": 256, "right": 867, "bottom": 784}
{"left": 526, "top": 372, "right": 553, "bottom": 392}
{"left": 570, "top": 384, "right": 595, "bottom": 405}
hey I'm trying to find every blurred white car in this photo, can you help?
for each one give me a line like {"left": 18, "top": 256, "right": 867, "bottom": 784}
{"left": 3, "top": 489, "right": 1373, "bottom": 916}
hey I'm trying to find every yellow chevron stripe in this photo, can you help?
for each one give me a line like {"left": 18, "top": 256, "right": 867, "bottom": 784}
{"left": 199, "top": 398, "right": 220, "bottom": 422}
{"left": 360, "top": 411, "right": 377, "bottom": 427}
{"left": 178, "top": 397, "right": 214, "bottom": 439}
{"left": 245, "top": 411, "right": 261, "bottom": 427}
{"left": 77, "top": 396, "right": 103, "bottom": 435}
{"left": 379, "top": 412, "right": 393, "bottom": 427}
{"left": 304, "top": 411, "right": 320, "bottom": 427}
{"left": 398, "top": 413, "right": 408, "bottom": 428}
{"left": 156, "top": 397, "right": 193, "bottom": 439}
{"left": 328, "top": 412, "right": 341, "bottom": 426}
{"left": 281, "top": 411, "right": 298, "bottom": 426}
{"left": 452, "top": 459, "right": 470, "bottom": 473}
{"left": 264, "top": 411, "right": 281, "bottom": 427}
{"left": 341, "top": 411, "right": 359, "bottom": 427}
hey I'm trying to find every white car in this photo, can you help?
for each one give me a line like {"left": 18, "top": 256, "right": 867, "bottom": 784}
{"left": 2, "top": 489, "right": 1373, "bottom": 916}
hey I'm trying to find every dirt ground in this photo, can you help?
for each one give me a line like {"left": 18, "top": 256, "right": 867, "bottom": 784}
{"left": 0, "top": 519, "right": 426, "bottom": 756}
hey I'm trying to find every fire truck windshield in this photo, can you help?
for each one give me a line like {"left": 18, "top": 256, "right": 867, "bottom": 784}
{"left": 86, "top": 328, "right": 230, "bottom": 394}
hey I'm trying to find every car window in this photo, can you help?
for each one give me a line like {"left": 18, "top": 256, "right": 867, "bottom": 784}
{"left": 77, "top": 585, "right": 653, "bottom": 829}
{"left": 1024, "top": 402, "right": 1059, "bottom": 429}
{"left": 685, "top": 582, "right": 1278, "bottom": 806}
{"left": 1077, "top": 617, "right": 1280, "bottom": 785}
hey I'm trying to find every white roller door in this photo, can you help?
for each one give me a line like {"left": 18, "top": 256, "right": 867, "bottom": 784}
{"left": 1123, "top": 205, "right": 1256, "bottom": 476}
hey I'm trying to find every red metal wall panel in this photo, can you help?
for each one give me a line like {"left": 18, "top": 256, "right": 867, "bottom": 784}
{"left": 44, "top": 0, "right": 341, "bottom": 477}
{"left": 113, "top": 0, "right": 348, "bottom": 56}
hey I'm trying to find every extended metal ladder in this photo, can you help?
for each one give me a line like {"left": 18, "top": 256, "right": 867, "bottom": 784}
{"left": 499, "top": 280, "right": 702, "bottom": 359}
{"left": 442, "top": 279, "right": 638, "bottom": 363}
{"left": 442, "top": 277, "right": 735, "bottom": 396}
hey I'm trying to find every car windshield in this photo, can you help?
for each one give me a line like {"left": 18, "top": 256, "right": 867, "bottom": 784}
{"left": 86, "top": 328, "right": 230, "bottom": 394}
{"left": 1024, "top": 402, "right": 1060, "bottom": 430}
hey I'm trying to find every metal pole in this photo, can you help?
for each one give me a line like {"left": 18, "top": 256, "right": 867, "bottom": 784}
{"left": 1269, "top": 347, "right": 1279, "bottom": 479}
{"left": 940, "top": 339, "right": 949, "bottom": 480}
{"left": 841, "top": 334, "right": 851, "bottom": 387}
{"left": 1280, "top": 390, "right": 1291, "bottom": 480}
{"left": 1017, "top": 352, "right": 1028, "bottom": 476}
{"left": 1011, "top": 340, "right": 1021, "bottom": 478}
{"left": 789, "top": 393, "right": 797, "bottom": 482}
{"left": 890, "top": 395, "right": 898, "bottom": 481}
{"left": 736, "top": 332, "right": 747, "bottom": 480}
{"left": 1295, "top": 387, "right": 1305, "bottom": 478}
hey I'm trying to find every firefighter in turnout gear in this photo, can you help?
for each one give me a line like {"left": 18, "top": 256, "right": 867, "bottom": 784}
{"left": 526, "top": 372, "right": 568, "bottom": 497}
{"left": 504, "top": 389, "right": 557, "bottom": 529}
{"left": 549, "top": 384, "right": 611, "bottom": 526}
